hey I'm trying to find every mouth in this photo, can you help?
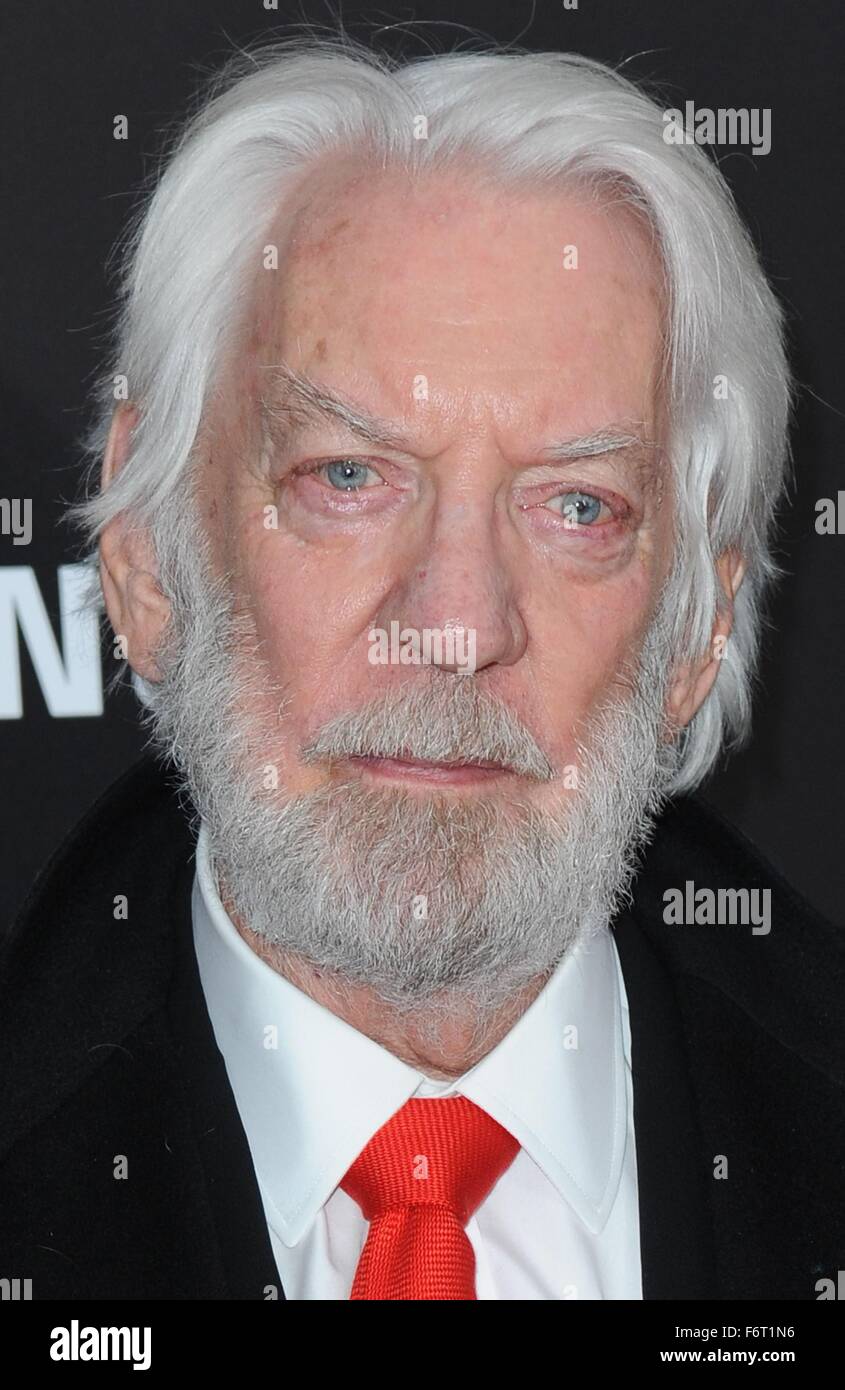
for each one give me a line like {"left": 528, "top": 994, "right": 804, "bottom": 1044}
{"left": 344, "top": 753, "right": 514, "bottom": 786}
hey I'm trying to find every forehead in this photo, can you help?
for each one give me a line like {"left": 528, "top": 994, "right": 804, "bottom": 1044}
{"left": 248, "top": 158, "right": 666, "bottom": 440}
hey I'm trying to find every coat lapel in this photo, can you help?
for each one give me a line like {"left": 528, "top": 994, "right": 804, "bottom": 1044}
{"left": 612, "top": 908, "right": 718, "bottom": 1299}
{"left": 166, "top": 858, "right": 285, "bottom": 1300}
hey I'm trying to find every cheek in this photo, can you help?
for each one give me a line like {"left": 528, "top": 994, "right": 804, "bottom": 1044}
{"left": 249, "top": 559, "right": 328, "bottom": 681}
{"left": 229, "top": 529, "right": 377, "bottom": 724}
{"left": 530, "top": 565, "right": 660, "bottom": 740}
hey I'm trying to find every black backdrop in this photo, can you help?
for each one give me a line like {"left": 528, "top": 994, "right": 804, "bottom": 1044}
{"left": 2, "top": 0, "right": 843, "bottom": 934}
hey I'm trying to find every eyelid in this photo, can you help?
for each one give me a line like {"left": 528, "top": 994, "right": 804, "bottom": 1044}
{"left": 276, "top": 423, "right": 420, "bottom": 468}
{"left": 519, "top": 453, "right": 651, "bottom": 500}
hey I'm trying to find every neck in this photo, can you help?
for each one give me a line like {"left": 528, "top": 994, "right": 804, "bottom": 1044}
{"left": 228, "top": 907, "right": 548, "bottom": 1080}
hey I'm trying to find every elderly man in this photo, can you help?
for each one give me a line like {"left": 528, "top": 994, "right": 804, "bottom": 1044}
{"left": 1, "top": 34, "right": 842, "bottom": 1303}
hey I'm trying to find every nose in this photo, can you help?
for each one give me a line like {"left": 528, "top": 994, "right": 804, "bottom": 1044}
{"left": 378, "top": 501, "right": 528, "bottom": 675}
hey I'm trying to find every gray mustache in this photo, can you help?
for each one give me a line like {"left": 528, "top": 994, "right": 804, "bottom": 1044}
{"left": 300, "top": 678, "right": 556, "bottom": 781}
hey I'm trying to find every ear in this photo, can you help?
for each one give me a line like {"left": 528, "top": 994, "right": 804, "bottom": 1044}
{"left": 99, "top": 403, "right": 171, "bottom": 681}
{"left": 665, "top": 548, "right": 746, "bottom": 731}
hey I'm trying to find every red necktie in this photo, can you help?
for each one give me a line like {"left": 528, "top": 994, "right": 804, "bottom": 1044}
{"left": 339, "top": 1094, "right": 520, "bottom": 1300}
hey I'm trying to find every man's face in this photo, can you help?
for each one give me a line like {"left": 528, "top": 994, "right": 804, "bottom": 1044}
{"left": 197, "top": 160, "right": 672, "bottom": 811}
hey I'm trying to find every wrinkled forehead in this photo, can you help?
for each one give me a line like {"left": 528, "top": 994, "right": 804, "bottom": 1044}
{"left": 236, "top": 156, "right": 668, "bottom": 448}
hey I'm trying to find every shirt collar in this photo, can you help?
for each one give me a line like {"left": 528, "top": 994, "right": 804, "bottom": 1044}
{"left": 192, "top": 820, "right": 629, "bottom": 1245}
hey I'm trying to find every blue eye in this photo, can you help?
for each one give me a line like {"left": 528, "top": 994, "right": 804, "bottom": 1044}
{"left": 323, "top": 460, "right": 380, "bottom": 491}
{"left": 555, "top": 491, "right": 605, "bottom": 526}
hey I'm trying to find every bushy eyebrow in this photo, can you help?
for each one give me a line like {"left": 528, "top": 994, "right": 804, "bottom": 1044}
{"left": 260, "top": 364, "right": 414, "bottom": 450}
{"left": 541, "top": 428, "right": 655, "bottom": 462}
{"left": 259, "top": 363, "right": 657, "bottom": 464}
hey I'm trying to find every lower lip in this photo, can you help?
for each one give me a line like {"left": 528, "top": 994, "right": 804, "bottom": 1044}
{"left": 346, "top": 755, "right": 512, "bottom": 785}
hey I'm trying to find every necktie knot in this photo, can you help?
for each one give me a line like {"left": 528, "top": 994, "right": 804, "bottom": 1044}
{"left": 339, "top": 1094, "right": 519, "bottom": 1298}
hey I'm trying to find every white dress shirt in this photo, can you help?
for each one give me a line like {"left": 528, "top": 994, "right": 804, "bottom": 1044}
{"left": 191, "top": 821, "right": 643, "bottom": 1299}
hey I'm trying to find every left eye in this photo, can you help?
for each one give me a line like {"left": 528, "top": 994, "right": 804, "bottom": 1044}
{"left": 318, "top": 459, "right": 383, "bottom": 491}
{"left": 546, "top": 490, "right": 607, "bottom": 526}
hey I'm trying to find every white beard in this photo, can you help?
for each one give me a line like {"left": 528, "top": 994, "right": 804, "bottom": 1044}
{"left": 143, "top": 514, "right": 680, "bottom": 1024}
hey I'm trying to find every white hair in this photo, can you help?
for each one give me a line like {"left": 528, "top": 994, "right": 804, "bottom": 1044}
{"left": 69, "top": 29, "right": 793, "bottom": 794}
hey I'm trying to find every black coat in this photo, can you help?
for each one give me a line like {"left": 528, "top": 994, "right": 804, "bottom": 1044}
{"left": 0, "top": 754, "right": 842, "bottom": 1300}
